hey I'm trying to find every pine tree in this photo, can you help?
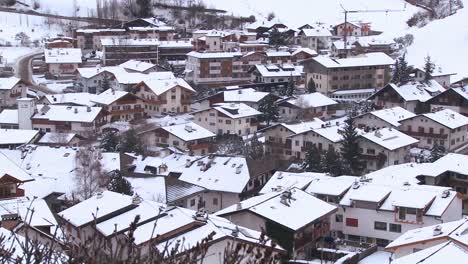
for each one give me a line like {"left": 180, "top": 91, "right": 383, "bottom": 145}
{"left": 107, "top": 170, "right": 134, "bottom": 195}
{"left": 339, "top": 117, "right": 364, "bottom": 175}
{"left": 258, "top": 95, "right": 279, "bottom": 126}
{"left": 430, "top": 144, "right": 446, "bottom": 162}
{"left": 286, "top": 75, "right": 295, "bottom": 96}
{"left": 118, "top": 129, "right": 145, "bottom": 155}
{"left": 424, "top": 55, "right": 435, "bottom": 83}
{"left": 398, "top": 53, "right": 412, "bottom": 84}
{"left": 307, "top": 79, "right": 316, "bottom": 93}
{"left": 391, "top": 59, "right": 400, "bottom": 84}
{"left": 269, "top": 28, "right": 286, "bottom": 47}
{"left": 247, "top": 133, "right": 264, "bottom": 160}
{"left": 303, "top": 145, "right": 322, "bottom": 172}
{"left": 100, "top": 131, "right": 119, "bottom": 152}
{"left": 322, "top": 148, "right": 344, "bottom": 176}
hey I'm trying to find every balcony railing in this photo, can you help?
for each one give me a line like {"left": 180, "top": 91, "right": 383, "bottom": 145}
{"left": 404, "top": 130, "right": 448, "bottom": 139}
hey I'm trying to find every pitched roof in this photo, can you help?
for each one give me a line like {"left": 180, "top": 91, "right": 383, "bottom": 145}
{"left": 361, "top": 127, "right": 418, "bottom": 150}
{"left": 91, "top": 89, "right": 129, "bottom": 105}
{"left": 212, "top": 103, "right": 262, "bottom": 119}
{"left": 119, "top": 59, "right": 156, "bottom": 72}
{"left": 161, "top": 122, "right": 215, "bottom": 142}
{"left": 32, "top": 104, "right": 102, "bottom": 123}
{"left": 44, "top": 48, "right": 82, "bottom": 64}
{"left": 0, "top": 151, "right": 34, "bottom": 182}
{"left": 37, "top": 133, "right": 77, "bottom": 144}
{"left": 0, "top": 109, "right": 18, "bottom": 125}
{"left": 300, "top": 27, "right": 332, "bottom": 37}
{"left": 43, "top": 93, "right": 98, "bottom": 106}
{"left": 392, "top": 241, "right": 468, "bottom": 264}
{"left": 422, "top": 109, "right": 468, "bottom": 129}
{"left": 222, "top": 88, "right": 270, "bottom": 103}
{"left": 216, "top": 188, "right": 337, "bottom": 231}
{"left": 253, "top": 64, "right": 302, "bottom": 78}
{"left": 369, "top": 106, "right": 416, "bottom": 127}
{"left": 0, "top": 76, "right": 21, "bottom": 90}
{"left": 285, "top": 92, "right": 338, "bottom": 108}
{"left": 0, "top": 129, "right": 39, "bottom": 145}
{"left": 311, "top": 52, "right": 393, "bottom": 68}
{"left": 259, "top": 171, "right": 329, "bottom": 194}
{"left": 141, "top": 78, "right": 195, "bottom": 95}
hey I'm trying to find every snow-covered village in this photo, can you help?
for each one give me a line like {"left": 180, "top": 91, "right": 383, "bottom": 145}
{"left": 0, "top": 0, "right": 467, "bottom": 263}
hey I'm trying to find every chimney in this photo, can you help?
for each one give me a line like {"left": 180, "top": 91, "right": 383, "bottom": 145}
{"left": 132, "top": 194, "right": 142, "bottom": 205}
{"left": 96, "top": 191, "right": 103, "bottom": 199}
{"left": 74, "top": 108, "right": 78, "bottom": 114}
{"left": 86, "top": 106, "right": 91, "bottom": 112}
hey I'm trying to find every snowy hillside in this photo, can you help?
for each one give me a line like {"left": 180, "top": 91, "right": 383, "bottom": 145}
{"left": 204, "top": 0, "right": 419, "bottom": 36}
{"left": 405, "top": 0, "right": 468, "bottom": 82}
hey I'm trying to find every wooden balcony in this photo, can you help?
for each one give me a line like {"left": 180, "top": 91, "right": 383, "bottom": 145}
{"left": 404, "top": 130, "right": 448, "bottom": 139}
{"left": 294, "top": 223, "right": 331, "bottom": 250}
{"left": 110, "top": 108, "right": 145, "bottom": 115}
{"left": 188, "top": 143, "right": 210, "bottom": 151}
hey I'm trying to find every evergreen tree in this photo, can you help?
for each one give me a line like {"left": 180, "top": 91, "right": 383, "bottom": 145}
{"left": 269, "top": 28, "right": 286, "bottom": 47}
{"left": 398, "top": 53, "right": 412, "bottom": 84}
{"left": 118, "top": 129, "right": 145, "bottom": 155}
{"left": 258, "top": 95, "right": 279, "bottom": 126}
{"left": 424, "top": 55, "right": 435, "bottom": 83}
{"left": 322, "top": 148, "right": 344, "bottom": 176}
{"left": 303, "top": 145, "right": 322, "bottom": 172}
{"left": 136, "top": 0, "right": 152, "bottom": 17}
{"left": 339, "top": 117, "right": 364, "bottom": 175}
{"left": 391, "top": 59, "right": 400, "bottom": 84}
{"left": 107, "top": 170, "right": 134, "bottom": 195}
{"left": 307, "top": 79, "right": 316, "bottom": 93}
{"left": 100, "top": 131, "right": 119, "bottom": 152}
{"left": 247, "top": 133, "right": 264, "bottom": 160}
{"left": 430, "top": 144, "right": 446, "bottom": 162}
{"left": 286, "top": 75, "right": 295, "bottom": 96}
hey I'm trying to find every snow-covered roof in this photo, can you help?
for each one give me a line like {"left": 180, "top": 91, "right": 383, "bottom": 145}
{"left": 116, "top": 71, "right": 176, "bottom": 85}
{"left": 44, "top": 48, "right": 82, "bottom": 64}
{"left": 280, "top": 118, "right": 325, "bottom": 134}
{"left": 306, "top": 117, "right": 356, "bottom": 143}
{"left": 0, "top": 76, "right": 21, "bottom": 90}
{"left": 76, "top": 66, "right": 118, "bottom": 79}
{"left": 101, "top": 38, "right": 160, "bottom": 46}
{"left": 222, "top": 88, "right": 270, "bottom": 103}
{"left": 128, "top": 153, "right": 196, "bottom": 176}
{"left": 43, "top": 93, "right": 98, "bottom": 107}
{"left": 91, "top": 89, "right": 129, "bottom": 105}
{"left": 340, "top": 181, "right": 456, "bottom": 217}
{"left": 0, "top": 129, "right": 39, "bottom": 145}
{"left": 95, "top": 199, "right": 165, "bottom": 237}
{"left": 76, "top": 28, "right": 126, "bottom": 33}
{"left": 0, "top": 145, "right": 120, "bottom": 198}
{"left": 58, "top": 191, "right": 135, "bottom": 227}
{"left": 212, "top": 103, "right": 262, "bottom": 119}
{"left": 0, "top": 109, "right": 18, "bottom": 124}
{"left": 161, "top": 122, "right": 215, "bottom": 142}
{"left": 312, "top": 52, "right": 394, "bottom": 68}
{"left": 186, "top": 51, "right": 242, "bottom": 59}
{"left": 291, "top": 47, "right": 318, "bottom": 56}
{"left": 300, "top": 27, "right": 332, "bottom": 37}
{"left": 33, "top": 104, "right": 102, "bottom": 123}
{"left": 353, "top": 35, "right": 396, "bottom": 47}
{"left": 141, "top": 78, "right": 195, "bottom": 95}
{"left": 254, "top": 64, "right": 302, "bottom": 78}
{"left": 369, "top": 106, "right": 416, "bottom": 127}
{"left": 259, "top": 171, "right": 329, "bottom": 194}
{"left": 305, "top": 176, "right": 358, "bottom": 197}
{"left": 178, "top": 156, "right": 250, "bottom": 193}
{"left": 451, "top": 86, "right": 468, "bottom": 100}
{"left": 381, "top": 82, "right": 434, "bottom": 102}
{"left": 422, "top": 109, "right": 468, "bottom": 129}
{"left": 0, "top": 196, "right": 57, "bottom": 227}
{"left": 0, "top": 151, "right": 33, "bottom": 182}
{"left": 37, "top": 133, "right": 77, "bottom": 144}
{"left": 361, "top": 127, "right": 418, "bottom": 150}
{"left": 392, "top": 241, "right": 467, "bottom": 264}
{"left": 119, "top": 59, "right": 156, "bottom": 72}
{"left": 286, "top": 92, "right": 338, "bottom": 108}
{"left": 266, "top": 51, "right": 291, "bottom": 57}
{"left": 217, "top": 188, "right": 337, "bottom": 231}
{"left": 386, "top": 218, "right": 468, "bottom": 249}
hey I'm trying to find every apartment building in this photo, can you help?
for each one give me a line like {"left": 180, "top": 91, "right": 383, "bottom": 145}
{"left": 399, "top": 109, "right": 468, "bottom": 151}
{"left": 333, "top": 21, "right": 371, "bottom": 37}
{"left": 297, "top": 26, "right": 332, "bottom": 51}
{"left": 101, "top": 38, "right": 192, "bottom": 66}
{"left": 250, "top": 64, "right": 303, "bottom": 84}
{"left": 301, "top": 52, "right": 393, "bottom": 95}
{"left": 132, "top": 78, "right": 195, "bottom": 115}
{"left": 277, "top": 93, "right": 338, "bottom": 121}
{"left": 359, "top": 128, "right": 418, "bottom": 172}
{"left": 193, "top": 103, "right": 261, "bottom": 136}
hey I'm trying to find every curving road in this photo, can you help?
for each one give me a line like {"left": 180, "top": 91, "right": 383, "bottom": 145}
{"left": 15, "top": 50, "right": 56, "bottom": 94}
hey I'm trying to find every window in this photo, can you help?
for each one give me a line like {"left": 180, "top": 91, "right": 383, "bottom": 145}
{"left": 456, "top": 174, "right": 468, "bottom": 180}
{"left": 366, "top": 149, "right": 375, "bottom": 155}
{"left": 399, "top": 207, "right": 406, "bottom": 220}
{"left": 190, "top": 199, "right": 195, "bottom": 206}
{"left": 226, "top": 120, "right": 232, "bottom": 124}
{"left": 335, "top": 214, "right": 343, "bottom": 223}
{"left": 213, "top": 198, "right": 218, "bottom": 206}
{"left": 346, "top": 218, "right": 358, "bottom": 227}
{"left": 389, "top": 223, "right": 401, "bottom": 233}
{"left": 376, "top": 239, "right": 389, "bottom": 247}
{"left": 456, "top": 187, "right": 467, "bottom": 194}
{"left": 173, "top": 141, "right": 179, "bottom": 146}
{"left": 374, "top": 221, "right": 387, "bottom": 231}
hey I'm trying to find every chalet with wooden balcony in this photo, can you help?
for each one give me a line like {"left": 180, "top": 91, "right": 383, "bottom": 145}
{"left": 92, "top": 88, "right": 145, "bottom": 122}
{"left": 193, "top": 103, "right": 262, "bottom": 136}
{"left": 133, "top": 78, "right": 195, "bottom": 116}
{"left": 216, "top": 188, "right": 337, "bottom": 259}
{"left": 355, "top": 106, "right": 416, "bottom": 131}
{"left": 277, "top": 92, "right": 338, "bottom": 121}
{"left": 368, "top": 80, "right": 444, "bottom": 114}
{"left": 44, "top": 48, "right": 82, "bottom": 78}
{"left": 262, "top": 118, "right": 325, "bottom": 160}
{"left": 0, "top": 77, "right": 28, "bottom": 108}
{"left": 399, "top": 109, "right": 468, "bottom": 152}
{"left": 358, "top": 128, "right": 418, "bottom": 172}
{"left": 0, "top": 152, "right": 34, "bottom": 199}
{"left": 197, "top": 87, "right": 276, "bottom": 110}
{"left": 143, "top": 122, "right": 215, "bottom": 156}
{"left": 426, "top": 86, "right": 468, "bottom": 116}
